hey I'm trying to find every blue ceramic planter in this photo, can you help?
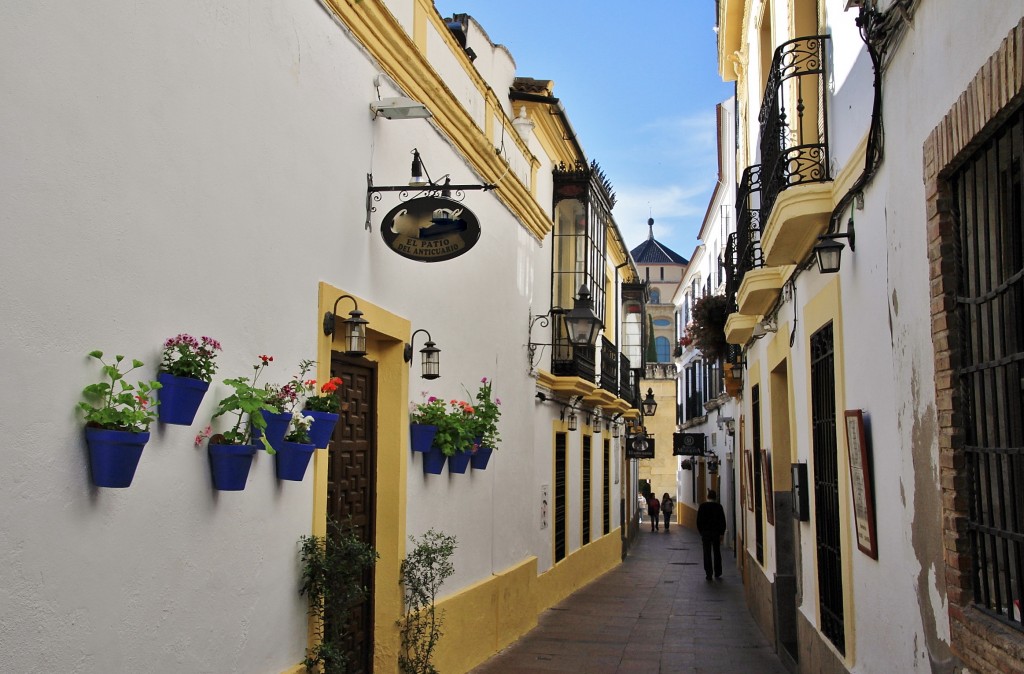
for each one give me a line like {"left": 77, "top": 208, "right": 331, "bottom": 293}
{"left": 85, "top": 427, "right": 150, "bottom": 488}
{"left": 208, "top": 443, "right": 257, "bottom": 490}
{"left": 305, "top": 410, "right": 339, "bottom": 449}
{"left": 410, "top": 423, "right": 438, "bottom": 453}
{"left": 276, "top": 441, "right": 315, "bottom": 481}
{"left": 157, "top": 373, "right": 209, "bottom": 425}
{"left": 447, "top": 450, "right": 471, "bottom": 474}
{"left": 251, "top": 411, "right": 291, "bottom": 452}
{"left": 421, "top": 446, "right": 446, "bottom": 475}
{"left": 471, "top": 444, "right": 493, "bottom": 470}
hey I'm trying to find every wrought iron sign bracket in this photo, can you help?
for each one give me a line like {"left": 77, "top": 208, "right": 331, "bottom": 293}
{"left": 365, "top": 173, "right": 495, "bottom": 231}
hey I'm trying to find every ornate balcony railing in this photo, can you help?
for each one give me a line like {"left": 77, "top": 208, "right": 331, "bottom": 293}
{"left": 758, "top": 35, "right": 831, "bottom": 224}
{"left": 734, "top": 164, "right": 763, "bottom": 293}
{"left": 599, "top": 336, "right": 619, "bottom": 395}
{"left": 619, "top": 354, "right": 638, "bottom": 407}
{"left": 552, "top": 340, "right": 595, "bottom": 381}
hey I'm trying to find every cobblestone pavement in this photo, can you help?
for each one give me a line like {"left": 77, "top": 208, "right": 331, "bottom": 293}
{"left": 470, "top": 524, "right": 787, "bottom": 674}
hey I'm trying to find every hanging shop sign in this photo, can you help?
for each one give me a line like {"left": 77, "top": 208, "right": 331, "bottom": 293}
{"left": 380, "top": 197, "right": 481, "bottom": 263}
{"left": 626, "top": 435, "right": 655, "bottom": 460}
{"left": 673, "top": 432, "right": 705, "bottom": 456}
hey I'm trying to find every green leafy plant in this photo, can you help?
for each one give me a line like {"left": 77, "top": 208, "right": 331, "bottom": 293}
{"left": 299, "top": 519, "right": 379, "bottom": 674}
{"left": 160, "top": 333, "right": 222, "bottom": 382}
{"left": 210, "top": 354, "right": 279, "bottom": 452}
{"left": 691, "top": 294, "right": 731, "bottom": 361}
{"left": 466, "top": 377, "right": 501, "bottom": 450}
{"left": 284, "top": 411, "right": 314, "bottom": 444}
{"left": 78, "top": 351, "right": 161, "bottom": 433}
{"left": 409, "top": 395, "right": 475, "bottom": 456}
{"left": 409, "top": 395, "right": 447, "bottom": 426}
{"left": 398, "top": 529, "right": 457, "bottom": 674}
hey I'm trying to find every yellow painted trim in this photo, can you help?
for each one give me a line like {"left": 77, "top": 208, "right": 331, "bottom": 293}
{"left": 736, "top": 266, "right": 790, "bottom": 316}
{"left": 584, "top": 387, "right": 618, "bottom": 409}
{"left": 320, "top": 0, "right": 553, "bottom": 240}
{"left": 717, "top": 0, "right": 745, "bottom": 81}
{"left": 412, "top": 0, "right": 428, "bottom": 51}
{"left": 802, "top": 277, "right": 855, "bottom": 666}
{"left": 536, "top": 370, "right": 598, "bottom": 399}
{"left": 316, "top": 282, "right": 410, "bottom": 673}
{"left": 725, "top": 313, "right": 758, "bottom": 345}
{"left": 280, "top": 665, "right": 305, "bottom": 674}
{"left": 521, "top": 100, "right": 582, "bottom": 167}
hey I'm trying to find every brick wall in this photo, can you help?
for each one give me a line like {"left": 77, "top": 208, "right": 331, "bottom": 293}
{"left": 924, "top": 18, "right": 1024, "bottom": 674}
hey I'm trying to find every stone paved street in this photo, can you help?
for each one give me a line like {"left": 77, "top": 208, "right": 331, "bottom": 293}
{"left": 470, "top": 525, "right": 787, "bottom": 673}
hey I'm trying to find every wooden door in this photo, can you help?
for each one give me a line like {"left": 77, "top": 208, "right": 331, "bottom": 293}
{"left": 327, "top": 354, "right": 377, "bottom": 674}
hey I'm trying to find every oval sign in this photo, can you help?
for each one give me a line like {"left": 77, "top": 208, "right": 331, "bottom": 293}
{"left": 380, "top": 196, "right": 481, "bottom": 263}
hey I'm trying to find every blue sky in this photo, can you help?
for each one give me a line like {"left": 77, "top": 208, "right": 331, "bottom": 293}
{"left": 433, "top": 1, "right": 733, "bottom": 259}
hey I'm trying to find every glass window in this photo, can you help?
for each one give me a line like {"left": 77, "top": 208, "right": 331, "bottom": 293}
{"left": 655, "top": 336, "right": 671, "bottom": 363}
{"left": 650, "top": 288, "right": 661, "bottom": 304}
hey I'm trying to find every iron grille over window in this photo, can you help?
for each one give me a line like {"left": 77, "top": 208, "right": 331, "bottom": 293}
{"left": 603, "top": 440, "right": 611, "bottom": 535}
{"left": 811, "top": 322, "right": 845, "bottom": 654}
{"left": 952, "top": 106, "right": 1024, "bottom": 631}
{"left": 582, "top": 435, "right": 592, "bottom": 546}
{"left": 555, "top": 432, "right": 567, "bottom": 563}
{"left": 758, "top": 35, "right": 831, "bottom": 224}
{"left": 752, "top": 384, "right": 764, "bottom": 565}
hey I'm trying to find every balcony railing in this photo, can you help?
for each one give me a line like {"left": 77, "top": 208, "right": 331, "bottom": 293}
{"left": 758, "top": 35, "right": 831, "bottom": 224}
{"left": 600, "top": 336, "right": 618, "bottom": 395}
{"left": 620, "top": 354, "right": 638, "bottom": 407}
{"left": 684, "top": 393, "right": 704, "bottom": 422}
{"left": 734, "top": 165, "right": 763, "bottom": 293}
{"left": 552, "top": 341, "right": 595, "bottom": 382}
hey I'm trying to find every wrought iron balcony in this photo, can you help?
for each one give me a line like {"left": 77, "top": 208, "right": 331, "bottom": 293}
{"left": 684, "top": 393, "right": 705, "bottom": 422}
{"left": 733, "top": 164, "right": 763, "bottom": 293}
{"left": 552, "top": 340, "right": 595, "bottom": 382}
{"left": 599, "top": 336, "right": 619, "bottom": 395}
{"left": 758, "top": 35, "right": 831, "bottom": 225}
{"left": 619, "top": 354, "right": 638, "bottom": 407}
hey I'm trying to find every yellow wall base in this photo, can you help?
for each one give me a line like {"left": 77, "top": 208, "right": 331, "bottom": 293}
{"left": 434, "top": 529, "right": 622, "bottom": 673}
{"left": 679, "top": 503, "right": 699, "bottom": 530}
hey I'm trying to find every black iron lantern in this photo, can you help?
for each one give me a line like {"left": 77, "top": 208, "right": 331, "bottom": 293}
{"left": 564, "top": 285, "right": 602, "bottom": 346}
{"left": 404, "top": 329, "right": 441, "bottom": 380}
{"left": 641, "top": 388, "right": 658, "bottom": 417}
{"left": 814, "top": 237, "right": 845, "bottom": 273}
{"left": 567, "top": 409, "right": 579, "bottom": 432}
{"left": 323, "top": 295, "right": 369, "bottom": 356}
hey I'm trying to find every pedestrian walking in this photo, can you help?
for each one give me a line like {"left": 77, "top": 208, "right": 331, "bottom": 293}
{"left": 696, "top": 489, "right": 727, "bottom": 580}
{"left": 647, "top": 494, "right": 661, "bottom": 531}
{"left": 637, "top": 493, "right": 646, "bottom": 523}
{"left": 660, "top": 493, "right": 674, "bottom": 531}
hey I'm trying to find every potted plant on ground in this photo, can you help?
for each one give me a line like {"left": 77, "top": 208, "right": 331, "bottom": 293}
{"left": 299, "top": 518, "right": 379, "bottom": 673}
{"left": 276, "top": 410, "right": 316, "bottom": 481}
{"left": 78, "top": 351, "right": 161, "bottom": 488}
{"left": 157, "top": 333, "right": 221, "bottom": 425}
{"left": 398, "top": 529, "right": 457, "bottom": 674}
{"left": 206, "top": 355, "right": 279, "bottom": 490}
{"left": 467, "top": 377, "right": 501, "bottom": 470}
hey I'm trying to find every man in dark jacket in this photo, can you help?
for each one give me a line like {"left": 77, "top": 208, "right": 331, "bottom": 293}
{"left": 696, "top": 489, "right": 727, "bottom": 580}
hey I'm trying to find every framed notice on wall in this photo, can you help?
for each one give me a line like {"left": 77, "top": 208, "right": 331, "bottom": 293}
{"left": 845, "top": 409, "right": 878, "bottom": 559}
{"left": 761, "top": 448, "right": 775, "bottom": 525}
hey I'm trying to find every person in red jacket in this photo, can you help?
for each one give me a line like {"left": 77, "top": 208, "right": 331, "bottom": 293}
{"left": 696, "top": 489, "right": 727, "bottom": 580}
{"left": 647, "top": 494, "right": 661, "bottom": 531}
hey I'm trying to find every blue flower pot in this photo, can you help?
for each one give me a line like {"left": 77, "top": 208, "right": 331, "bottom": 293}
{"left": 85, "top": 427, "right": 150, "bottom": 488}
{"left": 208, "top": 443, "right": 257, "bottom": 491}
{"left": 251, "top": 411, "right": 291, "bottom": 452}
{"left": 305, "top": 410, "right": 339, "bottom": 449}
{"left": 422, "top": 446, "right": 446, "bottom": 475}
{"left": 276, "top": 441, "right": 315, "bottom": 481}
{"left": 447, "top": 450, "right": 471, "bottom": 474}
{"left": 471, "top": 444, "right": 493, "bottom": 470}
{"left": 410, "top": 423, "right": 438, "bottom": 453}
{"left": 156, "top": 373, "right": 209, "bottom": 426}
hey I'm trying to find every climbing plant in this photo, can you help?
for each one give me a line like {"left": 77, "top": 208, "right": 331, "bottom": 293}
{"left": 690, "top": 294, "right": 731, "bottom": 361}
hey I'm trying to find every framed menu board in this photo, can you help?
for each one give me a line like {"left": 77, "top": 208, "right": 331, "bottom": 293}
{"left": 845, "top": 409, "right": 878, "bottom": 559}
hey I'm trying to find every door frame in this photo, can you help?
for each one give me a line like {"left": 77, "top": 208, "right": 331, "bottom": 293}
{"left": 315, "top": 282, "right": 411, "bottom": 671}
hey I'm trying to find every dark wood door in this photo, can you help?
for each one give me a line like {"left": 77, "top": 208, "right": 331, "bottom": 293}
{"left": 327, "top": 354, "right": 377, "bottom": 674}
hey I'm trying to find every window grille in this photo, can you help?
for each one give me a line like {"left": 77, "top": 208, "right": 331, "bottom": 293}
{"left": 952, "top": 106, "right": 1024, "bottom": 631}
{"left": 811, "top": 322, "right": 845, "bottom": 654}
{"left": 603, "top": 439, "right": 611, "bottom": 535}
{"left": 555, "top": 432, "right": 567, "bottom": 563}
{"left": 752, "top": 384, "right": 764, "bottom": 565}
{"left": 582, "top": 435, "right": 592, "bottom": 546}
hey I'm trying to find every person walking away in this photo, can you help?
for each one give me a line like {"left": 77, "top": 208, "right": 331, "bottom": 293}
{"left": 661, "top": 493, "right": 674, "bottom": 531}
{"left": 637, "top": 493, "right": 646, "bottom": 524}
{"left": 647, "top": 494, "right": 661, "bottom": 531}
{"left": 696, "top": 489, "right": 727, "bottom": 579}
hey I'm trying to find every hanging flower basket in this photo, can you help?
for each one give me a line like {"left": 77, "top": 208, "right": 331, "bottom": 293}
{"left": 85, "top": 427, "right": 150, "bottom": 488}
{"left": 276, "top": 440, "right": 316, "bottom": 481}
{"left": 208, "top": 442, "right": 257, "bottom": 491}
{"left": 447, "top": 450, "right": 471, "bottom": 474}
{"left": 251, "top": 410, "right": 291, "bottom": 452}
{"left": 410, "top": 423, "right": 439, "bottom": 453}
{"left": 470, "top": 439, "right": 493, "bottom": 470}
{"left": 421, "top": 445, "right": 446, "bottom": 475}
{"left": 157, "top": 373, "right": 209, "bottom": 425}
{"left": 305, "top": 410, "right": 339, "bottom": 449}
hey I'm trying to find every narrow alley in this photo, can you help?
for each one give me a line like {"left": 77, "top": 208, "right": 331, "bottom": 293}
{"left": 471, "top": 526, "right": 786, "bottom": 674}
